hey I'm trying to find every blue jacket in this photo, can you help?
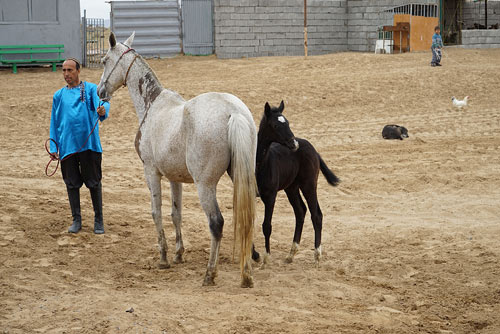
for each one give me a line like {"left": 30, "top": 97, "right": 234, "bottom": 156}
{"left": 432, "top": 33, "right": 443, "bottom": 49}
{"left": 49, "top": 81, "right": 110, "bottom": 159}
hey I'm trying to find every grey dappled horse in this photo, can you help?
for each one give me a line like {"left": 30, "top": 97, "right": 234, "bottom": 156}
{"left": 97, "top": 32, "right": 257, "bottom": 287}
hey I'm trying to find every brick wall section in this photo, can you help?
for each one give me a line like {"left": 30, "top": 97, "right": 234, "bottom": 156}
{"left": 461, "top": 29, "right": 500, "bottom": 48}
{"left": 214, "top": 0, "right": 348, "bottom": 58}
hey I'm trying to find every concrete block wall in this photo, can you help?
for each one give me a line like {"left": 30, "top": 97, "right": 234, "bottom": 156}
{"left": 213, "top": 0, "right": 442, "bottom": 57}
{"left": 214, "top": 0, "right": 348, "bottom": 58}
{"left": 463, "top": 1, "right": 500, "bottom": 29}
{"left": 461, "top": 29, "right": 500, "bottom": 48}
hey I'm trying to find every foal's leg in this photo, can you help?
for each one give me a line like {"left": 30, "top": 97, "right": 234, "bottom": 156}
{"left": 145, "top": 167, "right": 169, "bottom": 269}
{"left": 260, "top": 192, "right": 277, "bottom": 265}
{"left": 301, "top": 184, "right": 323, "bottom": 266}
{"left": 170, "top": 181, "right": 185, "bottom": 264}
{"left": 196, "top": 182, "right": 224, "bottom": 286}
{"left": 284, "top": 186, "right": 307, "bottom": 263}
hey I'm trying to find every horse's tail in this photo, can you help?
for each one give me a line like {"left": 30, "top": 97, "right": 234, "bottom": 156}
{"left": 319, "top": 154, "right": 340, "bottom": 186}
{"left": 228, "top": 113, "right": 257, "bottom": 288}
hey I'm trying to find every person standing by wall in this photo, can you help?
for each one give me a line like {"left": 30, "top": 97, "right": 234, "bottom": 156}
{"left": 431, "top": 26, "right": 444, "bottom": 67}
{"left": 49, "top": 58, "right": 110, "bottom": 234}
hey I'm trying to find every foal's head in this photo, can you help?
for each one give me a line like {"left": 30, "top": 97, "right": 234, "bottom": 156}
{"left": 260, "top": 101, "right": 299, "bottom": 152}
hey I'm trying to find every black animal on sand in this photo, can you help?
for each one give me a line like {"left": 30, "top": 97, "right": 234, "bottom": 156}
{"left": 252, "top": 101, "right": 339, "bottom": 266}
{"left": 382, "top": 124, "right": 409, "bottom": 140}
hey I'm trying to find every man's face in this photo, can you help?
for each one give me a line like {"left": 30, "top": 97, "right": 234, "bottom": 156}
{"left": 62, "top": 60, "right": 80, "bottom": 87}
{"left": 436, "top": 29, "right": 440, "bottom": 35}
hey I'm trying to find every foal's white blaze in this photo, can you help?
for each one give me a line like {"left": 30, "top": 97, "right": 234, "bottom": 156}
{"left": 277, "top": 116, "right": 286, "bottom": 123}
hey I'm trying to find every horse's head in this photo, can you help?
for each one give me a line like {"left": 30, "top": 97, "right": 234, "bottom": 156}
{"left": 261, "top": 101, "right": 299, "bottom": 152}
{"left": 97, "top": 31, "right": 136, "bottom": 101}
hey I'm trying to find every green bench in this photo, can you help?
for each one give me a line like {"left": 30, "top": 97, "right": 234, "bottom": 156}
{"left": 0, "top": 44, "right": 65, "bottom": 74}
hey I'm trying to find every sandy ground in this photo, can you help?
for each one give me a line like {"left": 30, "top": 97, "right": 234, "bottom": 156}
{"left": 1, "top": 47, "right": 500, "bottom": 334}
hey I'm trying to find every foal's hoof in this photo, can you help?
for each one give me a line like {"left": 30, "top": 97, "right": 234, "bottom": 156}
{"left": 284, "top": 256, "right": 294, "bottom": 264}
{"left": 158, "top": 261, "right": 171, "bottom": 269}
{"left": 314, "top": 246, "right": 322, "bottom": 267}
{"left": 252, "top": 253, "right": 261, "bottom": 263}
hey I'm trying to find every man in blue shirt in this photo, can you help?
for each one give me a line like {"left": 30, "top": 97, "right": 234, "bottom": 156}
{"left": 431, "top": 25, "right": 443, "bottom": 67}
{"left": 49, "top": 58, "right": 110, "bottom": 234}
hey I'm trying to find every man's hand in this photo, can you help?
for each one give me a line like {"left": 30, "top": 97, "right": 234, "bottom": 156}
{"left": 97, "top": 105, "right": 106, "bottom": 117}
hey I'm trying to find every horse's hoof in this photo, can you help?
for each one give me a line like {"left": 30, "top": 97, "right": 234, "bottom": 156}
{"left": 284, "top": 256, "right": 294, "bottom": 264}
{"left": 158, "top": 262, "right": 170, "bottom": 269}
{"left": 202, "top": 275, "right": 216, "bottom": 286}
{"left": 240, "top": 275, "right": 254, "bottom": 288}
{"left": 173, "top": 254, "right": 184, "bottom": 264}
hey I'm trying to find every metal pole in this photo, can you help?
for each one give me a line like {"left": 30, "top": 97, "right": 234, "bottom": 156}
{"left": 304, "top": 0, "right": 308, "bottom": 57}
{"left": 400, "top": 30, "right": 402, "bottom": 53}
{"left": 83, "top": 9, "right": 87, "bottom": 67}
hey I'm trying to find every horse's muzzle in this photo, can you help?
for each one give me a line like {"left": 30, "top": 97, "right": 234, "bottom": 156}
{"left": 97, "top": 85, "right": 111, "bottom": 102}
{"left": 287, "top": 138, "right": 299, "bottom": 152}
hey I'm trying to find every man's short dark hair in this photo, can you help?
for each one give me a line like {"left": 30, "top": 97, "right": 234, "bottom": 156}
{"left": 65, "top": 57, "right": 81, "bottom": 70}
{"left": 434, "top": 26, "right": 440, "bottom": 31}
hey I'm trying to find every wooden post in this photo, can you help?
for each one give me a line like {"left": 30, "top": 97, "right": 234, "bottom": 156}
{"left": 304, "top": 0, "right": 308, "bottom": 57}
{"left": 485, "top": 0, "right": 488, "bottom": 29}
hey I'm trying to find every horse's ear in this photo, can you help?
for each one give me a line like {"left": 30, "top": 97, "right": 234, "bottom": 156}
{"left": 264, "top": 102, "right": 271, "bottom": 117}
{"left": 109, "top": 32, "right": 116, "bottom": 48}
{"left": 279, "top": 100, "right": 285, "bottom": 113}
{"left": 124, "top": 31, "right": 136, "bottom": 48}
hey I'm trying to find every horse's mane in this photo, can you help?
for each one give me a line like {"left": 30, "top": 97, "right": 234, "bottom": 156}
{"left": 135, "top": 54, "right": 163, "bottom": 88}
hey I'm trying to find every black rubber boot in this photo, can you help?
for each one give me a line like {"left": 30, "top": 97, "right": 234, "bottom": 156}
{"left": 67, "top": 187, "right": 82, "bottom": 233}
{"left": 90, "top": 183, "right": 104, "bottom": 234}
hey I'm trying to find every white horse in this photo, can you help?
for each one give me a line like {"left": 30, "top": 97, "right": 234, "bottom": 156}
{"left": 97, "top": 32, "right": 257, "bottom": 287}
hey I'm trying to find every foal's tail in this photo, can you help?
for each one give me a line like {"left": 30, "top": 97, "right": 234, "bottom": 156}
{"left": 319, "top": 154, "right": 340, "bottom": 186}
{"left": 228, "top": 113, "right": 257, "bottom": 288}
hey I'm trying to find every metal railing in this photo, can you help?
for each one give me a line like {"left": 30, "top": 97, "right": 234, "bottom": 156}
{"left": 82, "top": 10, "right": 106, "bottom": 68}
{"left": 383, "top": 3, "right": 439, "bottom": 18}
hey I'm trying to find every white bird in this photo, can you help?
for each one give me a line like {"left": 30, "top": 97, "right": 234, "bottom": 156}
{"left": 452, "top": 96, "right": 470, "bottom": 109}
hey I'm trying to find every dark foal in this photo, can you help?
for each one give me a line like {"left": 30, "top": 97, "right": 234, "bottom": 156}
{"left": 253, "top": 101, "right": 339, "bottom": 266}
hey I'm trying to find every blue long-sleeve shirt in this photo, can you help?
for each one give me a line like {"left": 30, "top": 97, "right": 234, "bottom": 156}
{"left": 431, "top": 33, "right": 443, "bottom": 49}
{"left": 49, "top": 81, "right": 110, "bottom": 159}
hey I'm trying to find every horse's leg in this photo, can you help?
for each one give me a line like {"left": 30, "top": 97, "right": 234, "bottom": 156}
{"left": 145, "top": 167, "right": 169, "bottom": 269}
{"left": 170, "top": 181, "right": 185, "bottom": 264}
{"left": 301, "top": 184, "right": 323, "bottom": 266}
{"left": 284, "top": 185, "right": 307, "bottom": 263}
{"left": 260, "top": 191, "right": 277, "bottom": 266}
{"left": 196, "top": 182, "right": 224, "bottom": 286}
